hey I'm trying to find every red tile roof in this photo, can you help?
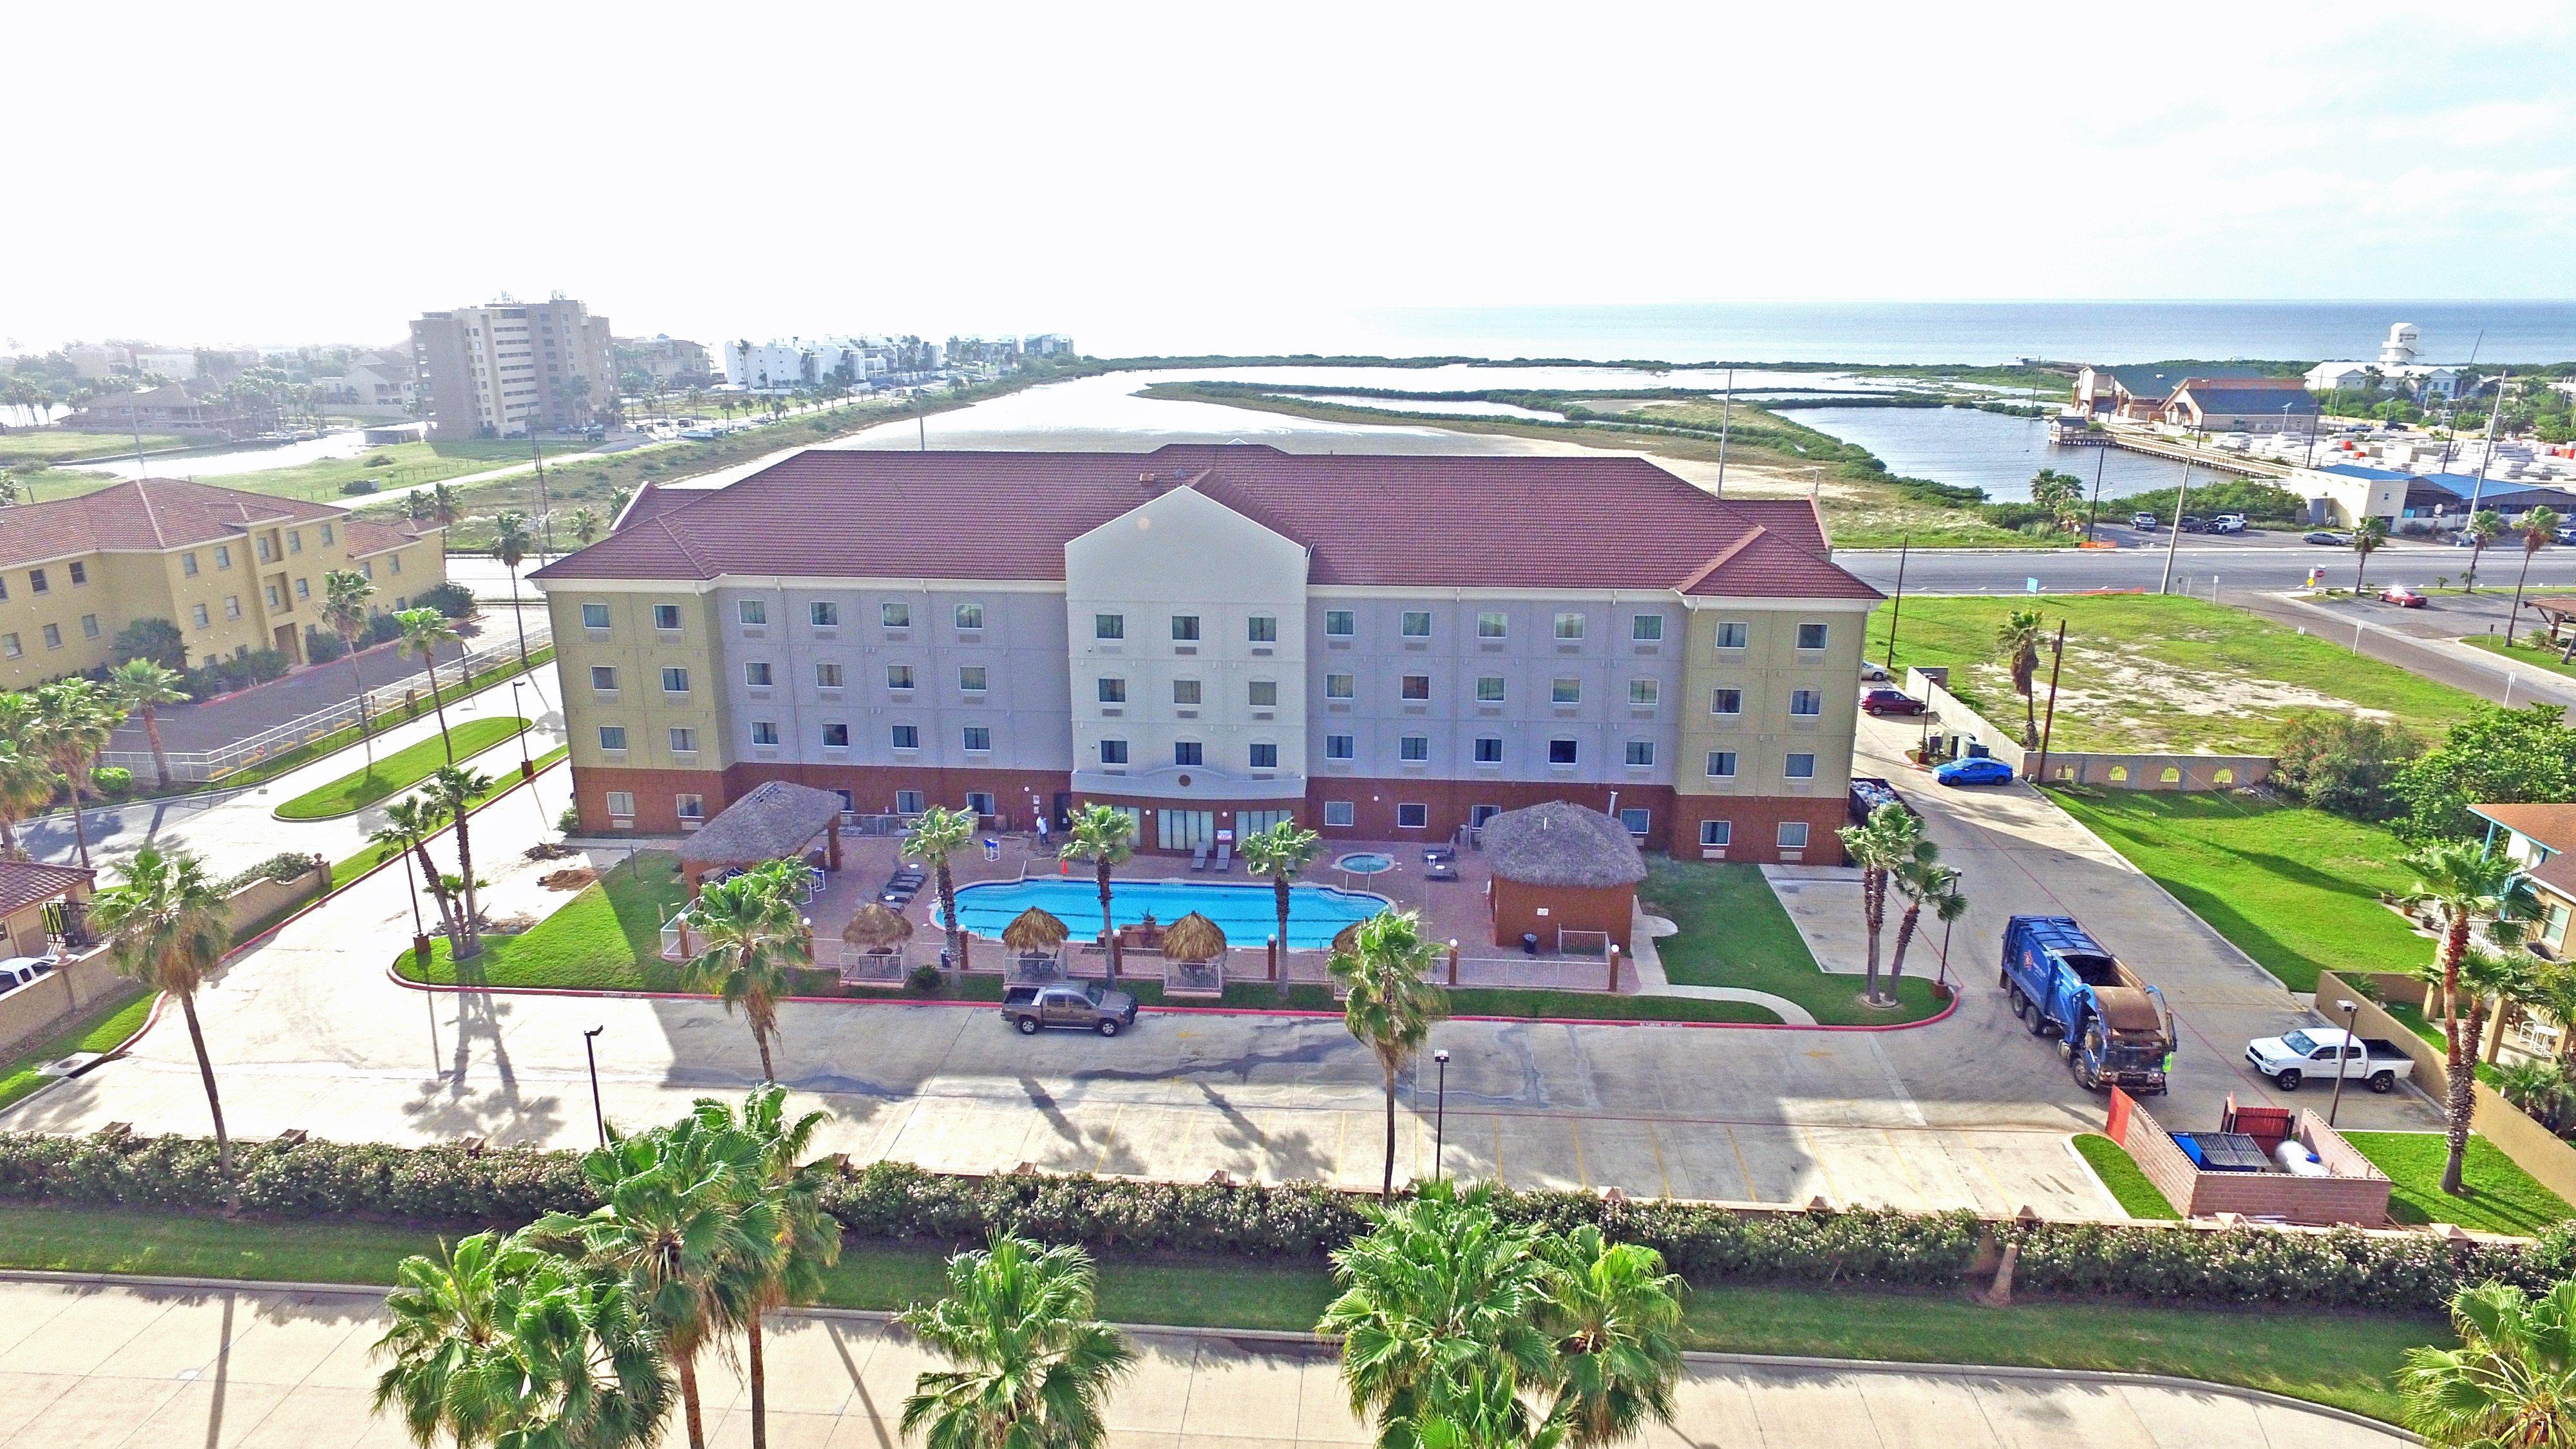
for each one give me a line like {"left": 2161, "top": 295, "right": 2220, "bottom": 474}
{"left": 0, "top": 860, "right": 93, "bottom": 919}
{"left": 0, "top": 478, "right": 350, "bottom": 569}
{"left": 531, "top": 446, "right": 1880, "bottom": 600}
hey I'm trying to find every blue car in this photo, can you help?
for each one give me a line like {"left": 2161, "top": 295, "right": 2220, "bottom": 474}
{"left": 1935, "top": 757, "right": 2014, "bottom": 787}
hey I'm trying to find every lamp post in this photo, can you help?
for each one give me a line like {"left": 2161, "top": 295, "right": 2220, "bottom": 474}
{"left": 1432, "top": 1049, "right": 1450, "bottom": 1182}
{"left": 510, "top": 680, "right": 535, "bottom": 781}
{"left": 2329, "top": 999, "right": 2360, "bottom": 1126}
{"left": 583, "top": 1025, "right": 608, "bottom": 1146}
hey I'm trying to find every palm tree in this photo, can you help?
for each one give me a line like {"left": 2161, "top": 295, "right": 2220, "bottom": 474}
{"left": 2352, "top": 515, "right": 2391, "bottom": 594}
{"left": 490, "top": 511, "right": 538, "bottom": 670}
{"left": 568, "top": 507, "right": 602, "bottom": 546}
{"left": 2401, "top": 1280, "right": 2576, "bottom": 1447}
{"left": 1534, "top": 1224, "right": 1685, "bottom": 1448}
{"left": 1836, "top": 802, "right": 1928, "bottom": 1007}
{"left": 430, "top": 481, "right": 461, "bottom": 529}
{"left": 679, "top": 860, "right": 808, "bottom": 1081}
{"left": 2501, "top": 1058, "right": 2576, "bottom": 1133}
{"left": 903, "top": 805, "right": 978, "bottom": 978}
{"left": 1241, "top": 819, "right": 1322, "bottom": 992}
{"left": 898, "top": 1235, "right": 1136, "bottom": 1449}
{"left": 87, "top": 846, "right": 234, "bottom": 1180}
{"left": 424, "top": 765, "right": 496, "bottom": 958}
{"left": 2401, "top": 838, "right": 2543, "bottom": 1195}
{"left": 689, "top": 1086, "right": 840, "bottom": 1449}
{"left": 2461, "top": 507, "right": 2506, "bottom": 592}
{"left": 1329, "top": 910, "right": 1450, "bottom": 1197}
{"left": 2507, "top": 506, "right": 2562, "bottom": 646}
{"left": 374, "top": 795, "right": 462, "bottom": 952}
{"left": 0, "top": 690, "right": 61, "bottom": 858}
{"left": 28, "top": 678, "right": 125, "bottom": 869}
{"left": 106, "top": 657, "right": 189, "bottom": 790}
{"left": 2027, "top": 469, "right": 2085, "bottom": 533}
{"left": 2456, "top": 945, "right": 2537, "bottom": 1075}
{"left": 1059, "top": 804, "right": 1136, "bottom": 985}
{"left": 1885, "top": 855, "right": 1965, "bottom": 1000}
{"left": 1995, "top": 607, "right": 2045, "bottom": 741}
{"left": 321, "top": 569, "right": 379, "bottom": 768}
{"left": 397, "top": 607, "right": 464, "bottom": 760}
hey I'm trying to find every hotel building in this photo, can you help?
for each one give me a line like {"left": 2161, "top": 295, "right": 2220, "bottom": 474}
{"left": 531, "top": 447, "right": 1879, "bottom": 863}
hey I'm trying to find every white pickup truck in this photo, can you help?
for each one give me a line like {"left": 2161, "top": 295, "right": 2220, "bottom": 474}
{"left": 2244, "top": 1027, "right": 2414, "bottom": 1094}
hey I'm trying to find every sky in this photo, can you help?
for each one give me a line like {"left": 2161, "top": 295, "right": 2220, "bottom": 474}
{"left": 6, "top": 0, "right": 2572, "bottom": 357}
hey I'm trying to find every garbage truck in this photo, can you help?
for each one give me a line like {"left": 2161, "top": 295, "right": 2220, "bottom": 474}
{"left": 2000, "top": 915, "right": 2176, "bottom": 1094}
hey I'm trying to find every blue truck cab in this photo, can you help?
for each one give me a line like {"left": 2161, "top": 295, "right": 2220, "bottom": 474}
{"left": 1999, "top": 915, "right": 2175, "bottom": 1094}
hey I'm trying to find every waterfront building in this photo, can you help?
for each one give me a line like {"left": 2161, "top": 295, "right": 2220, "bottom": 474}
{"left": 2303, "top": 324, "right": 2467, "bottom": 402}
{"left": 2157, "top": 377, "right": 2317, "bottom": 434}
{"left": 531, "top": 446, "right": 1880, "bottom": 862}
{"left": 2073, "top": 363, "right": 2275, "bottom": 420}
{"left": 409, "top": 299, "right": 616, "bottom": 439}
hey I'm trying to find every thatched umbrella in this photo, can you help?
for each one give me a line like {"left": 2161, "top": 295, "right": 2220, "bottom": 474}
{"left": 842, "top": 903, "right": 914, "bottom": 952}
{"left": 1001, "top": 907, "right": 1071, "bottom": 954}
{"left": 1160, "top": 911, "right": 1227, "bottom": 964}
{"left": 1331, "top": 920, "right": 1366, "bottom": 957}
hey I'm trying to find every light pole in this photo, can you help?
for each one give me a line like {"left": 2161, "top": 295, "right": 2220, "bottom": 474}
{"left": 1432, "top": 1049, "right": 1450, "bottom": 1182}
{"left": 2328, "top": 999, "right": 2360, "bottom": 1127}
{"left": 510, "top": 680, "right": 535, "bottom": 780}
{"left": 583, "top": 1026, "right": 608, "bottom": 1146}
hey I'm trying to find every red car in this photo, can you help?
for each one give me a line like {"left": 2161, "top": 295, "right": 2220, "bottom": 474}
{"left": 1861, "top": 688, "right": 1927, "bottom": 717}
{"left": 2379, "top": 586, "right": 2429, "bottom": 608}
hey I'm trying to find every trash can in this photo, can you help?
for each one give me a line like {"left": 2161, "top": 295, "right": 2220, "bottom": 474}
{"left": 1965, "top": 740, "right": 1990, "bottom": 759}
{"left": 1520, "top": 933, "right": 1539, "bottom": 956}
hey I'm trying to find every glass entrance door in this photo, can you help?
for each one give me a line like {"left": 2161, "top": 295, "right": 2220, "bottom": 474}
{"left": 1157, "top": 810, "right": 1215, "bottom": 851}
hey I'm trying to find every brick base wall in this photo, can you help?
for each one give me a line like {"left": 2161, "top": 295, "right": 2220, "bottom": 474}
{"left": 1307, "top": 779, "right": 1676, "bottom": 853}
{"left": 1490, "top": 878, "right": 1635, "bottom": 952}
{"left": 1670, "top": 793, "right": 1850, "bottom": 866}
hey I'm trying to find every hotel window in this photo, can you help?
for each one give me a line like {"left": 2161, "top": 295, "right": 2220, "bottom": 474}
{"left": 881, "top": 601, "right": 911, "bottom": 628}
{"left": 80, "top": 614, "right": 98, "bottom": 639}
{"left": 28, "top": 569, "right": 46, "bottom": 594}
{"left": 1625, "top": 741, "right": 1655, "bottom": 766}
{"left": 1325, "top": 673, "right": 1354, "bottom": 699}
{"left": 189, "top": 605, "right": 209, "bottom": 629}
{"left": 1477, "top": 611, "right": 1507, "bottom": 639}
{"left": 0, "top": 634, "right": 15, "bottom": 658}
{"left": 1399, "top": 735, "right": 1429, "bottom": 762}
{"left": 959, "top": 665, "right": 987, "bottom": 693}
{"left": 1325, "top": 734, "right": 1354, "bottom": 761}
{"left": 1470, "top": 804, "right": 1502, "bottom": 828}
{"left": 1098, "top": 677, "right": 1126, "bottom": 703}
{"left": 361, "top": 562, "right": 374, "bottom": 580}
{"left": 1249, "top": 679, "right": 1278, "bottom": 706}
{"left": 1095, "top": 612, "right": 1125, "bottom": 640}
{"left": 1706, "top": 750, "right": 1737, "bottom": 778}
{"left": 265, "top": 585, "right": 282, "bottom": 610}
{"left": 1400, "top": 611, "right": 1432, "bottom": 639}
{"left": 810, "top": 601, "right": 839, "bottom": 627}
{"left": 1548, "top": 738, "right": 1579, "bottom": 764}
{"left": 591, "top": 665, "right": 618, "bottom": 691}
{"left": 888, "top": 665, "right": 916, "bottom": 691}
{"left": 41, "top": 624, "right": 61, "bottom": 650}
{"left": 1173, "top": 679, "right": 1203, "bottom": 705}
{"left": 1249, "top": 742, "right": 1279, "bottom": 769}
{"left": 739, "top": 599, "right": 767, "bottom": 625}
{"left": 1631, "top": 614, "right": 1663, "bottom": 641}
{"left": 744, "top": 662, "right": 773, "bottom": 687}
{"left": 1401, "top": 674, "right": 1431, "bottom": 701}
{"left": 963, "top": 726, "right": 992, "bottom": 752}
{"left": 1700, "top": 820, "right": 1732, "bottom": 849}
{"left": 1711, "top": 687, "right": 1743, "bottom": 715}
{"left": 1323, "top": 800, "right": 1356, "bottom": 827}
{"left": 1714, "top": 620, "right": 1748, "bottom": 649}
{"left": 1629, "top": 678, "right": 1659, "bottom": 706}
{"left": 319, "top": 524, "right": 333, "bottom": 545}
{"left": 676, "top": 794, "right": 706, "bottom": 822}
{"left": 1796, "top": 622, "right": 1829, "bottom": 650}
{"left": 182, "top": 552, "right": 199, "bottom": 577}
{"left": 661, "top": 667, "right": 689, "bottom": 694}
{"left": 1100, "top": 738, "right": 1128, "bottom": 764}
{"left": 606, "top": 791, "right": 635, "bottom": 820}
{"left": 1171, "top": 614, "right": 1200, "bottom": 641}
{"left": 1476, "top": 676, "right": 1505, "bottom": 703}
{"left": 295, "top": 578, "right": 311, "bottom": 600}
{"left": 750, "top": 721, "right": 780, "bottom": 746}
{"left": 1552, "top": 677, "right": 1581, "bottom": 705}
{"left": 1790, "top": 688, "right": 1822, "bottom": 717}
{"left": 259, "top": 538, "right": 276, "bottom": 562}
{"left": 653, "top": 603, "right": 681, "bottom": 630}
{"left": 1397, "top": 804, "right": 1429, "bottom": 830}
{"left": 834, "top": 790, "right": 855, "bottom": 817}
{"left": 1554, "top": 612, "right": 1584, "bottom": 641}
{"left": 884, "top": 724, "right": 912, "bottom": 750}
{"left": 966, "top": 791, "right": 996, "bottom": 817}
{"left": 583, "top": 603, "right": 611, "bottom": 629}
{"left": 954, "top": 602, "right": 985, "bottom": 630}
{"left": 68, "top": 562, "right": 86, "bottom": 585}
{"left": 1173, "top": 740, "right": 1202, "bottom": 766}
{"left": 1324, "top": 610, "right": 1354, "bottom": 638}
{"left": 287, "top": 530, "right": 303, "bottom": 554}
{"left": 1248, "top": 614, "right": 1277, "bottom": 643}
{"left": 668, "top": 727, "right": 697, "bottom": 753}
{"left": 388, "top": 553, "right": 401, "bottom": 574}
{"left": 216, "top": 545, "right": 232, "bottom": 569}
{"left": 896, "top": 790, "right": 927, "bottom": 814}
{"left": 815, "top": 662, "right": 844, "bottom": 688}
{"left": 1620, "top": 808, "right": 1651, "bottom": 836}
{"left": 1778, "top": 822, "right": 1811, "bottom": 849}
{"left": 1786, "top": 752, "right": 1817, "bottom": 779}
{"left": 1473, "top": 737, "right": 1504, "bottom": 764}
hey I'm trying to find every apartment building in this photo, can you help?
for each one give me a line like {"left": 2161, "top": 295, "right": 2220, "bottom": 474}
{"left": 531, "top": 447, "right": 1879, "bottom": 862}
{"left": 0, "top": 478, "right": 448, "bottom": 688}
{"left": 410, "top": 299, "right": 615, "bottom": 438}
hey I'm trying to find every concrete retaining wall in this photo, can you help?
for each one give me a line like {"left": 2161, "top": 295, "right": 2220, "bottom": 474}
{"left": 225, "top": 862, "right": 331, "bottom": 944}
{"left": 1902, "top": 668, "right": 2273, "bottom": 791}
{"left": 0, "top": 947, "right": 122, "bottom": 1057}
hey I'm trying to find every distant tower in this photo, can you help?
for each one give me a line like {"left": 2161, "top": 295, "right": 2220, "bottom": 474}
{"left": 2380, "top": 323, "right": 2421, "bottom": 366}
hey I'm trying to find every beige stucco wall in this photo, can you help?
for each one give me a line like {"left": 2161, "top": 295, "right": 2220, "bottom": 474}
{"left": 1674, "top": 599, "right": 1868, "bottom": 802}
{"left": 550, "top": 587, "right": 729, "bottom": 776}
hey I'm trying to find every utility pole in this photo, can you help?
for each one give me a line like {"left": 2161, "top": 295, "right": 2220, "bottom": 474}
{"left": 2084, "top": 443, "right": 2107, "bottom": 544}
{"left": 2158, "top": 459, "right": 2194, "bottom": 596}
{"left": 2467, "top": 372, "right": 2511, "bottom": 519}
{"left": 917, "top": 392, "right": 928, "bottom": 451}
{"left": 2034, "top": 620, "right": 2067, "bottom": 786}
{"left": 529, "top": 430, "right": 554, "bottom": 564}
{"left": 1883, "top": 536, "right": 1909, "bottom": 674}
{"left": 1712, "top": 368, "right": 1734, "bottom": 497}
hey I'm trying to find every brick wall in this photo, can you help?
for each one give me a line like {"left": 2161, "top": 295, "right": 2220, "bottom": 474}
{"left": 1490, "top": 878, "right": 1633, "bottom": 952}
{"left": 2107, "top": 1088, "right": 2393, "bottom": 1226}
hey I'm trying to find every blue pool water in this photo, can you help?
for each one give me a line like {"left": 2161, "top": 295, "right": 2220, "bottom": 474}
{"left": 1334, "top": 852, "right": 1396, "bottom": 875}
{"left": 943, "top": 878, "right": 1389, "bottom": 952}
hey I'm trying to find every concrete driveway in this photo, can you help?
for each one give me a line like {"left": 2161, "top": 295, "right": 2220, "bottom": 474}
{"left": 0, "top": 1276, "right": 2409, "bottom": 1448}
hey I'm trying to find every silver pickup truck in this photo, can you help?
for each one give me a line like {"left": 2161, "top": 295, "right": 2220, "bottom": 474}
{"left": 2244, "top": 1027, "right": 2413, "bottom": 1094}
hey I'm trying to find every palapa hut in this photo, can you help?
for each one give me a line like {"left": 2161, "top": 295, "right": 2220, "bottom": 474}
{"left": 676, "top": 781, "right": 844, "bottom": 894}
{"left": 1159, "top": 911, "right": 1226, "bottom": 964}
{"left": 842, "top": 903, "right": 913, "bottom": 954}
{"left": 1001, "top": 906, "right": 1072, "bottom": 982}
{"left": 1479, "top": 800, "right": 1646, "bottom": 952}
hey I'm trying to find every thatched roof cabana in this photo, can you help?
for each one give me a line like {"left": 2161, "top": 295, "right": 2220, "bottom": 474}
{"left": 1480, "top": 800, "right": 1647, "bottom": 888}
{"left": 1331, "top": 920, "right": 1366, "bottom": 956}
{"left": 1160, "top": 911, "right": 1227, "bottom": 963}
{"left": 842, "top": 903, "right": 914, "bottom": 951}
{"left": 1001, "top": 907, "right": 1071, "bottom": 952}
{"left": 677, "top": 781, "right": 844, "bottom": 889}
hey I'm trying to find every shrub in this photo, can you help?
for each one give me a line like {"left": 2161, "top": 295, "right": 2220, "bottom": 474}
{"left": 90, "top": 766, "right": 133, "bottom": 798}
{"left": 363, "top": 612, "right": 404, "bottom": 647}
{"left": 2394, "top": 704, "right": 2576, "bottom": 842}
{"left": 303, "top": 627, "right": 346, "bottom": 664}
{"left": 558, "top": 804, "right": 582, "bottom": 834}
{"left": 220, "top": 852, "right": 324, "bottom": 893}
{"left": 243, "top": 649, "right": 291, "bottom": 685}
{"left": 339, "top": 478, "right": 379, "bottom": 495}
{"left": 2272, "top": 710, "right": 2422, "bottom": 820}
{"left": 415, "top": 581, "right": 475, "bottom": 618}
{"left": 907, "top": 964, "right": 943, "bottom": 992}
{"left": 110, "top": 618, "right": 186, "bottom": 671}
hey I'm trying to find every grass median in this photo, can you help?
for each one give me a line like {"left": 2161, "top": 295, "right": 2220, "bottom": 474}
{"left": 2072, "top": 1133, "right": 2180, "bottom": 1218}
{"left": 274, "top": 716, "right": 531, "bottom": 819}
{"left": 1644, "top": 859, "right": 1944, "bottom": 1024}
{"left": 2345, "top": 1131, "right": 2576, "bottom": 1236}
{"left": 0, "top": 989, "right": 155, "bottom": 1115}
{"left": 325, "top": 745, "right": 567, "bottom": 892}
{"left": 0, "top": 1200, "right": 2436, "bottom": 1423}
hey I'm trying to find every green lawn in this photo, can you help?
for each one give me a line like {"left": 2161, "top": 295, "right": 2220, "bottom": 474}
{"left": 0, "top": 429, "right": 190, "bottom": 467}
{"left": 2072, "top": 1133, "right": 2181, "bottom": 1218}
{"left": 325, "top": 746, "right": 567, "bottom": 892}
{"left": 272, "top": 715, "right": 531, "bottom": 820}
{"left": 26, "top": 438, "right": 565, "bottom": 504}
{"left": 2466, "top": 633, "right": 2576, "bottom": 681}
{"left": 0, "top": 1200, "right": 2439, "bottom": 1424}
{"left": 0, "top": 987, "right": 156, "bottom": 1113}
{"left": 1868, "top": 594, "right": 2485, "bottom": 753}
{"left": 2345, "top": 1131, "right": 2576, "bottom": 1235}
{"left": 2050, "top": 788, "right": 2425, "bottom": 993}
{"left": 1643, "top": 859, "right": 1944, "bottom": 1024}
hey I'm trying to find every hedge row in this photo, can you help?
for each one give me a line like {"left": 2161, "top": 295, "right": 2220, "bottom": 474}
{"left": 0, "top": 1132, "right": 2560, "bottom": 1312}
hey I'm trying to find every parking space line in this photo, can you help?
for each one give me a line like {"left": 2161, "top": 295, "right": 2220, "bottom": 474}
{"left": 1571, "top": 1121, "right": 1587, "bottom": 1188}
{"left": 1647, "top": 1122, "right": 1674, "bottom": 1198}
{"left": 1724, "top": 1124, "right": 1756, "bottom": 1199}
{"left": 1880, "top": 1128, "right": 1929, "bottom": 1208}
{"left": 1797, "top": 1126, "right": 1846, "bottom": 1205}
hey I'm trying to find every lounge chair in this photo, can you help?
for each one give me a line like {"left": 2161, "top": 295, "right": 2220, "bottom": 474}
{"left": 1214, "top": 842, "right": 1233, "bottom": 873}
{"left": 1425, "top": 860, "right": 1459, "bottom": 882}
{"left": 1191, "top": 844, "right": 1210, "bottom": 873}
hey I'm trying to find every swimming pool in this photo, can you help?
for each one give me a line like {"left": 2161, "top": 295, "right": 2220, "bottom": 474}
{"left": 1334, "top": 852, "right": 1396, "bottom": 875}
{"left": 943, "top": 877, "right": 1390, "bottom": 952}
